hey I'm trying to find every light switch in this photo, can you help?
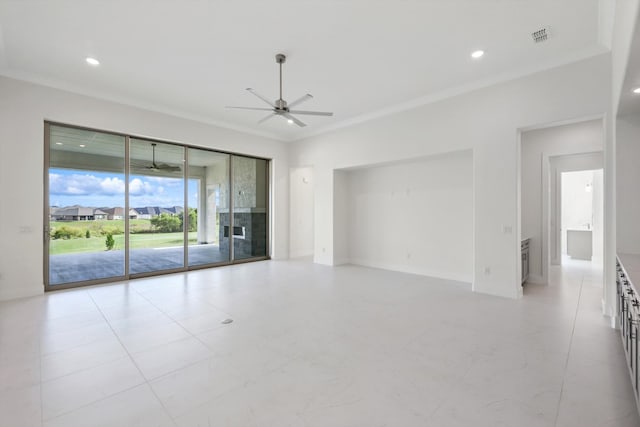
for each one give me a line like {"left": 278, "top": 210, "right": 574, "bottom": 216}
{"left": 502, "top": 225, "right": 513, "bottom": 234}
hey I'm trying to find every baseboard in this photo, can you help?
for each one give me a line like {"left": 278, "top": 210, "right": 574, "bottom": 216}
{"left": 289, "top": 250, "right": 313, "bottom": 259}
{"left": 525, "top": 274, "right": 545, "bottom": 285}
{"left": 348, "top": 258, "right": 472, "bottom": 284}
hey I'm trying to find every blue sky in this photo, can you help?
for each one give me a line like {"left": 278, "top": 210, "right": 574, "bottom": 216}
{"left": 49, "top": 169, "right": 198, "bottom": 208}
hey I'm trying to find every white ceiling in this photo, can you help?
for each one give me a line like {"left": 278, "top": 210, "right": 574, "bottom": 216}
{"left": 0, "top": 0, "right": 610, "bottom": 141}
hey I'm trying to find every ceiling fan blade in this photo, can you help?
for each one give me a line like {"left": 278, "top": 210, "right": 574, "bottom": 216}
{"left": 288, "top": 94, "right": 313, "bottom": 109}
{"left": 246, "top": 88, "right": 275, "bottom": 107}
{"left": 225, "top": 106, "right": 274, "bottom": 112}
{"left": 288, "top": 110, "right": 333, "bottom": 116}
{"left": 257, "top": 113, "right": 276, "bottom": 124}
{"left": 283, "top": 113, "right": 307, "bottom": 128}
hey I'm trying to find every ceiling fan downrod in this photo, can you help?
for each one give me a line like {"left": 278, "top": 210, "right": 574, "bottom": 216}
{"left": 276, "top": 53, "right": 286, "bottom": 110}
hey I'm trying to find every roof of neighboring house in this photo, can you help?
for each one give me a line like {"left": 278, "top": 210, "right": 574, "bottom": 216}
{"left": 100, "top": 207, "right": 125, "bottom": 216}
{"left": 50, "top": 206, "right": 108, "bottom": 216}
{"left": 134, "top": 206, "right": 183, "bottom": 215}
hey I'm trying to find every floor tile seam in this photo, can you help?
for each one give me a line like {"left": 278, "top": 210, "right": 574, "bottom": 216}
{"left": 39, "top": 331, "right": 118, "bottom": 359}
{"left": 39, "top": 325, "right": 44, "bottom": 427}
{"left": 145, "top": 354, "right": 224, "bottom": 386}
{"left": 139, "top": 351, "right": 214, "bottom": 383}
{"left": 41, "top": 381, "right": 147, "bottom": 422}
{"left": 84, "top": 291, "right": 179, "bottom": 427}
{"left": 128, "top": 286, "right": 226, "bottom": 354}
{"left": 117, "top": 334, "right": 199, "bottom": 356}
{"left": 39, "top": 317, "right": 111, "bottom": 338}
{"left": 553, "top": 272, "right": 585, "bottom": 427}
{"left": 39, "top": 352, "right": 146, "bottom": 385}
{"left": 158, "top": 373, "right": 260, "bottom": 421}
{"left": 165, "top": 375, "right": 260, "bottom": 422}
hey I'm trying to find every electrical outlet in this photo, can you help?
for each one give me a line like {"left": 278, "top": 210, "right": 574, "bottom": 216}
{"left": 484, "top": 266, "right": 491, "bottom": 275}
{"left": 502, "top": 225, "right": 513, "bottom": 234}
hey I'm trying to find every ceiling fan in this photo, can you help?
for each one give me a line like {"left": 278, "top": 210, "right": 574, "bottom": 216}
{"left": 226, "top": 53, "right": 333, "bottom": 127}
{"left": 132, "top": 143, "right": 181, "bottom": 173}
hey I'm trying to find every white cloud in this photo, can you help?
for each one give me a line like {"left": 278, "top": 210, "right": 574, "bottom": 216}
{"left": 100, "top": 177, "right": 125, "bottom": 195}
{"left": 50, "top": 172, "right": 118, "bottom": 196}
{"left": 129, "top": 178, "right": 154, "bottom": 196}
{"left": 48, "top": 171, "right": 192, "bottom": 208}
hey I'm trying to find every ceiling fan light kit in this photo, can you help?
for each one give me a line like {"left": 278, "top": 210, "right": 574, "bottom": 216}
{"left": 226, "top": 53, "right": 334, "bottom": 127}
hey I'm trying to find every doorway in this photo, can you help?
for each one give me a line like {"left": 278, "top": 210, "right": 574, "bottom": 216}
{"left": 559, "top": 169, "right": 604, "bottom": 267}
{"left": 519, "top": 118, "right": 604, "bottom": 287}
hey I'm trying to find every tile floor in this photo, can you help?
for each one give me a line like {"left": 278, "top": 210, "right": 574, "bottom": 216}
{"left": 0, "top": 258, "right": 638, "bottom": 426}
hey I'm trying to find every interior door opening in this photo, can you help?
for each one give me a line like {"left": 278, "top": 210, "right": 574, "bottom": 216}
{"left": 560, "top": 169, "right": 604, "bottom": 269}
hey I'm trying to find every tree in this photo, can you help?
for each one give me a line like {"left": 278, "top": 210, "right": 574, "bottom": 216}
{"left": 178, "top": 208, "right": 197, "bottom": 232}
{"left": 150, "top": 213, "right": 182, "bottom": 233}
{"left": 105, "top": 233, "right": 115, "bottom": 250}
{"left": 85, "top": 230, "right": 91, "bottom": 239}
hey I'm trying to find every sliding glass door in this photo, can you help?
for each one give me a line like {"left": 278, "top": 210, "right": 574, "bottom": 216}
{"left": 231, "top": 156, "right": 268, "bottom": 261}
{"left": 47, "top": 125, "right": 126, "bottom": 285}
{"left": 45, "top": 123, "right": 270, "bottom": 289}
{"left": 187, "top": 148, "right": 230, "bottom": 267}
{"left": 129, "top": 139, "right": 186, "bottom": 275}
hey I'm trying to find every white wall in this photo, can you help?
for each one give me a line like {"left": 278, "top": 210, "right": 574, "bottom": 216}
{"left": 290, "top": 55, "right": 610, "bottom": 299}
{"left": 592, "top": 169, "right": 604, "bottom": 263}
{"left": 333, "top": 170, "right": 350, "bottom": 266}
{"left": 612, "top": 0, "right": 640, "bottom": 112}
{"left": 608, "top": 0, "right": 640, "bottom": 322}
{"left": 289, "top": 167, "right": 314, "bottom": 258}
{"left": 344, "top": 150, "right": 473, "bottom": 283}
{"left": 617, "top": 113, "right": 640, "bottom": 254}
{"left": 0, "top": 76, "right": 290, "bottom": 301}
{"left": 520, "top": 120, "right": 604, "bottom": 283}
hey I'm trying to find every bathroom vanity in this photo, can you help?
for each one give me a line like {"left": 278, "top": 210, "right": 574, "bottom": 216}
{"left": 567, "top": 229, "right": 592, "bottom": 260}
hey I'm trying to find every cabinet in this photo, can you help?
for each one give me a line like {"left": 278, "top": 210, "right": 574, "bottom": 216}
{"left": 616, "top": 254, "right": 640, "bottom": 414}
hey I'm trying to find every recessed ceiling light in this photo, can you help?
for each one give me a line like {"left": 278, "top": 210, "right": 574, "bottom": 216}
{"left": 471, "top": 50, "right": 485, "bottom": 59}
{"left": 287, "top": 119, "right": 294, "bottom": 124}
{"left": 79, "top": 144, "right": 86, "bottom": 148}
{"left": 633, "top": 87, "right": 640, "bottom": 94}
{"left": 55, "top": 142, "right": 63, "bottom": 145}
{"left": 86, "top": 57, "right": 100, "bottom": 66}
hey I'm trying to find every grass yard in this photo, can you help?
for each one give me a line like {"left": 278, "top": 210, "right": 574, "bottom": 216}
{"left": 49, "top": 218, "right": 199, "bottom": 254}
{"left": 50, "top": 232, "right": 198, "bottom": 254}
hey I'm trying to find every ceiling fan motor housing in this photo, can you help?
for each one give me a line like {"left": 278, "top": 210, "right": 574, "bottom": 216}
{"left": 275, "top": 99, "right": 287, "bottom": 111}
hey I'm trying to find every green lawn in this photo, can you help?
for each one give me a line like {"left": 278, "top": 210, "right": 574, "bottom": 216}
{"left": 50, "top": 232, "right": 197, "bottom": 255}
{"left": 49, "top": 219, "right": 200, "bottom": 254}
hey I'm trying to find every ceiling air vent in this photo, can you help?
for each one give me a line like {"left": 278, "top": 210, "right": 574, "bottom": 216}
{"left": 531, "top": 27, "right": 550, "bottom": 43}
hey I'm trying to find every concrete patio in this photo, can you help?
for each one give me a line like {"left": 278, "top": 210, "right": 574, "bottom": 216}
{"left": 49, "top": 244, "right": 229, "bottom": 285}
